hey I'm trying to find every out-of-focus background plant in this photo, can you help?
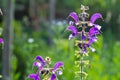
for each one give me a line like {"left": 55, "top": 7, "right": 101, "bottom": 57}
{"left": 0, "top": 0, "right": 120, "bottom": 80}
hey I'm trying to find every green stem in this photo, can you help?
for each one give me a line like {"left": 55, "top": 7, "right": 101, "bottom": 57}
{"left": 80, "top": 53, "right": 83, "bottom": 80}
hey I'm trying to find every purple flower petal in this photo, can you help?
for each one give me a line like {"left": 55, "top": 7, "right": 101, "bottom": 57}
{"left": 50, "top": 74, "right": 56, "bottom": 80}
{"left": 67, "top": 25, "right": 78, "bottom": 40}
{"left": 35, "top": 56, "right": 46, "bottom": 66}
{"left": 67, "top": 25, "right": 78, "bottom": 35}
{"left": 33, "top": 62, "right": 42, "bottom": 70}
{"left": 28, "top": 74, "right": 40, "bottom": 80}
{"left": 56, "top": 70, "right": 63, "bottom": 75}
{"left": 69, "top": 34, "right": 74, "bottom": 40}
{"left": 94, "top": 24, "right": 101, "bottom": 30}
{"left": 69, "top": 21, "right": 74, "bottom": 25}
{"left": 0, "top": 38, "right": 3, "bottom": 43}
{"left": 89, "top": 27, "right": 100, "bottom": 36}
{"left": 68, "top": 12, "right": 79, "bottom": 23}
{"left": 53, "top": 62, "right": 64, "bottom": 72}
{"left": 90, "top": 13, "right": 103, "bottom": 23}
{"left": 88, "top": 36, "right": 97, "bottom": 45}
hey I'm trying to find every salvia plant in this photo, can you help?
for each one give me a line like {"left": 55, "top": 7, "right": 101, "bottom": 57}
{"left": 27, "top": 56, "right": 64, "bottom": 80}
{"left": 66, "top": 5, "right": 103, "bottom": 80}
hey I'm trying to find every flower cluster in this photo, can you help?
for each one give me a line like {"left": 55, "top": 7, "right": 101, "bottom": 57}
{"left": 28, "top": 56, "right": 64, "bottom": 80}
{"left": 67, "top": 8, "right": 103, "bottom": 53}
{"left": 66, "top": 5, "right": 103, "bottom": 79}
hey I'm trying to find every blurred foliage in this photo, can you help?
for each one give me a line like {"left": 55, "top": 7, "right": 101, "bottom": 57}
{"left": 11, "top": 20, "right": 120, "bottom": 80}
{"left": 0, "top": 0, "right": 120, "bottom": 80}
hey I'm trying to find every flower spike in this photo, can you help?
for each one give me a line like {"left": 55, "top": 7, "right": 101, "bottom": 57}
{"left": 28, "top": 56, "right": 64, "bottom": 80}
{"left": 66, "top": 5, "right": 103, "bottom": 79}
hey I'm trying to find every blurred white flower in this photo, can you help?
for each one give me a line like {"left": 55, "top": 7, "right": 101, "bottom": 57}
{"left": 28, "top": 38, "right": 34, "bottom": 43}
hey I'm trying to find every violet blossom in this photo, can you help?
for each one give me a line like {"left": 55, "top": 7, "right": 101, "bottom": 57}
{"left": 28, "top": 56, "right": 45, "bottom": 80}
{"left": 67, "top": 12, "right": 103, "bottom": 53}
{"left": 68, "top": 12, "right": 79, "bottom": 25}
{"left": 28, "top": 56, "right": 64, "bottom": 80}
{"left": 50, "top": 62, "right": 64, "bottom": 80}
{"left": 28, "top": 73, "right": 40, "bottom": 80}
{"left": 35, "top": 56, "right": 46, "bottom": 66}
{"left": 67, "top": 24, "right": 78, "bottom": 40}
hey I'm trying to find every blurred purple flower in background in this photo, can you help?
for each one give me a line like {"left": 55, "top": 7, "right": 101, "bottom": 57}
{"left": 0, "top": 38, "right": 4, "bottom": 49}
{"left": 0, "top": 38, "right": 3, "bottom": 43}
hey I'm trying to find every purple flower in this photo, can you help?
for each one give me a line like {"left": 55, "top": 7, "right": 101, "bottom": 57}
{"left": 89, "top": 13, "right": 102, "bottom": 35}
{"left": 53, "top": 62, "right": 64, "bottom": 72}
{"left": 67, "top": 25, "right": 78, "bottom": 40}
{"left": 89, "top": 27, "right": 100, "bottom": 36}
{"left": 28, "top": 73, "right": 40, "bottom": 80}
{"left": 88, "top": 24, "right": 101, "bottom": 45}
{"left": 33, "top": 61, "right": 43, "bottom": 70}
{"left": 68, "top": 12, "right": 79, "bottom": 25}
{"left": 50, "top": 74, "right": 57, "bottom": 80}
{"left": 89, "top": 24, "right": 101, "bottom": 36}
{"left": 28, "top": 56, "right": 46, "bottom": 80}
{"left": 94, "top": 24, "right": 101, "bottom": 30}
{"left": 50, "top": 62, "right": 64, "bottom": 80}
{"left": 35, "top": 56, "right": 46, "bottom": 66}
{"left": 88, "top": 36, "right": 97, "bottom": 45}
{"left": 90, "top": 13, "right": 103, "bottom": 24}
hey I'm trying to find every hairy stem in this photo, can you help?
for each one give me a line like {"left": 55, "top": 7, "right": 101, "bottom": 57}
{"left": 80, "top": 54, "right": 83, "bottom": 80}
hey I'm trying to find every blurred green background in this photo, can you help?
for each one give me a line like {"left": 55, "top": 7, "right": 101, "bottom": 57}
{"left": 0, "top": 0, "right": 120, "bottom": 80}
